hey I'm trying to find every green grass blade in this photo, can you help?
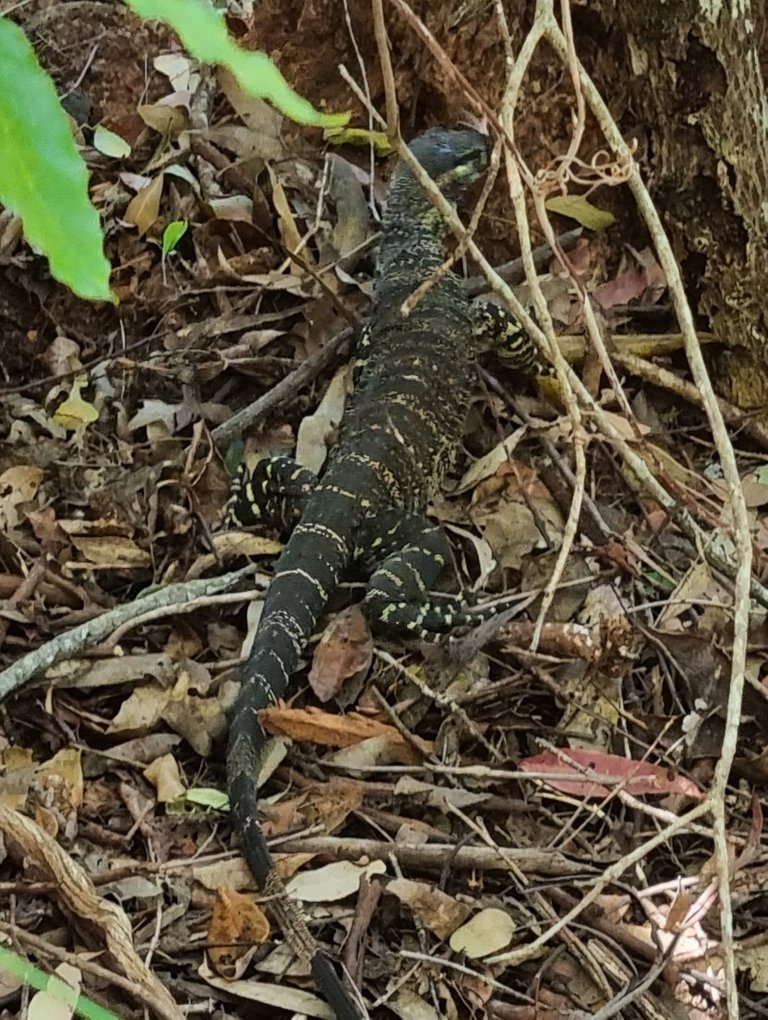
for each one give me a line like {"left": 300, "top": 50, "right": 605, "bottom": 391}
{"left": 0, "top": 945, "right": 122, "bottom": 1020}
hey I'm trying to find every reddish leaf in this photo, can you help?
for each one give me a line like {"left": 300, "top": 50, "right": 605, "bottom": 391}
{"left": 520, "top": 750, "right": 703, "bottom": 799}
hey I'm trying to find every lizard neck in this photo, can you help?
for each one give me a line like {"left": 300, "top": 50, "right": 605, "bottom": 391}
{"left": 375, "top": 172, "right": 449, "bottom": 291}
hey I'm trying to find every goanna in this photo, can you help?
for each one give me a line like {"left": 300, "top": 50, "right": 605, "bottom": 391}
{"left": 227, "top": 127, "right": 546, "bottom": 1020}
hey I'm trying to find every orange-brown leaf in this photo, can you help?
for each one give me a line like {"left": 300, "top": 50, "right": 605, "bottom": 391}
{"left": 309, "top": 606, "right": 373, "bottom": 702}
{"left": 260, "top": 704, "right": 430, "bottom": 757}
{"left": 207, "top": 889, "right": 270, "bottom": 978}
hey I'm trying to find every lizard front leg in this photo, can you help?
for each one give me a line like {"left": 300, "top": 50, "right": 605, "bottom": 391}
{"left": 471, "top": 300, "right": 549, "bottom": 377}
{"left": 225, "top": 455, "right": 317, "bottom": 534}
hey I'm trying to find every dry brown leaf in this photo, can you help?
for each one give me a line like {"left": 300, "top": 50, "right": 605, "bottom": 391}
{"left": 260, "top": 705, "right": 430, "bottom": 758}
{"left": 268, "top": 168, "right": 303, "bottom": 258}
{"left": 286, "top": 859, "right": 386, "bottom": 902}
{"left": 300, "top": 780, "right": 364, "bottom": 834}
{"left": 0, "top": 465, "right": 44, "bottom": 529}
{"left": 260, "top": 792, "right": 308, "bottom": 838}
{"left": 109, "top": 684, "right": 169, "bottom": 734}
{"left": 453, "top": 430, "right": 525, "bottom": 494}
{"left": 161, "top": 669, "right": 227, "bottom": 757}
{"left": 144, "top": 754, "right": 186, "bottom": 803}
{"left": 735, "top": 942, "right": 768, "bottom": 992}
{"left": 69, "top": 536, "right": 151, "bottom": 569}
{"left": 48, "top": 653, "right": 175, "bottom": 691}
{"left": 329, "top": 733, "right": 421, "bottom": 768}
{"left": 474, "top": 501, "right": 541, "bottom": 570}
{"left": 309, "top": 606, "right": 373, "bottom": 702}
{"left": 193, "top": 856, "right": 255, "bottom": 891}
{"left": 0, "top": 746, "right": 35, "bottom": 809}
{"left": 520, "top": 750, "right": 704, "bottom": 799}
{"left": 199, "top": 963, "right": 333, "bottom": 1019}
{"left": 449, "top": 907, "right": 515, "bottom": 959}
{"left": 207, "top": 888, "right": 270, "bottom": 978}
{"left": 387, "top": 878, "right": 471, "bottom": 940}
{"left": 295, "top": 364, "right": 352, "bottom": 474}
{"left": 390, "top": 989, "right": 442, "bottom": 1020}
{"left": 217, "top": 68, "right": 284, "bottom": 162}
{"left": 137, "top": 102, "right": 188, "bottom": 137}
{"left": 36, "top": 748, "right": 84, "bottom": 812}
{"left": 211, "top": 531, "right": 282, "bottom": 558}
{"left": 40, "top": 336, "right": 82, "bottom": 377}
{"left": 125, "top": 173, "right": 164, "bottom": 237}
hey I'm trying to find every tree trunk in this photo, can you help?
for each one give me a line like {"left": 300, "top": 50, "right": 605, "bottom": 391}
{"left": 247, "top": 0, "right": 768, "bottom": 407}
{"left": 588, "top": 0, "right": 768, "bottom": 408}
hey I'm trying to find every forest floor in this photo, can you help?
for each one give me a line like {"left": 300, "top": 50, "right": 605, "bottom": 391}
{"left": 0, "top": 3, "right": 766, "bottom": 1019}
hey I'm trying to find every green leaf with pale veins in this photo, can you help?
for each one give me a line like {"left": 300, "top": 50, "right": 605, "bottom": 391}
{"left": 125, "top": 0, "right": 349, "bottom": 128}
{"left": 545, "top": 194, "right": 615, "bottom": 230}
{"left": 0, "top": 17, "right": 112, "bottom": 301}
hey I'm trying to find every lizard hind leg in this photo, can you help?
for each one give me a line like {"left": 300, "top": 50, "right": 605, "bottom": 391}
{"left": 225, "top": 455, "right": 317, "bottom": 534}
{"left": 360, "top": 511, "right": 475, "bottom": 638}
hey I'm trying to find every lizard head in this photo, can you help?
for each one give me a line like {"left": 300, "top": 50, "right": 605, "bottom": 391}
{"left": 407, "top": 127, "right": 490, "bottom": 200}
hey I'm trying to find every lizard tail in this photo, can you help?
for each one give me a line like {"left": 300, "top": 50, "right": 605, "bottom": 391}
{"left": 227, "top": 506, "right": 362, "bottom": 1019}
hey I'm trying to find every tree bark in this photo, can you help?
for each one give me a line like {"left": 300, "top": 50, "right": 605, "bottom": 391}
{"left": 588, "top": 0, "right": 768, "bottom": 408}
{"left": 246, "top": 0, "right": 768, "bottom": 407}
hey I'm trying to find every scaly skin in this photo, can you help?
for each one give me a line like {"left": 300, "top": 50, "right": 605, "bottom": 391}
{"left": 227, "top": 128, "right": 542, "bottom": 1020}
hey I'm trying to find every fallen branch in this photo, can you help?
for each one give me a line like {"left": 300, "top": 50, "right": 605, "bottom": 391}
{"left": 212, "top": 327, "right": 353, "bottom": 447}
{"left": 0, "top": 565, "right": 259, "bottom": 697}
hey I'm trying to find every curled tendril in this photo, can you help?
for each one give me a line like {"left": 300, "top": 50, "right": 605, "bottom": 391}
{"left": 532, "top": 139, "right": 636, "bottom": 198}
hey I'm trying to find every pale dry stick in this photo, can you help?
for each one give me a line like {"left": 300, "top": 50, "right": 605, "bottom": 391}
{"left": 506, "top": 172, "right": 587, "bottom": 655}
{"left": 100, "top": 586, "right": 264, "bottom": 652}
{"left": 400, "top": 135, "right": 503, "bottom": 316}
{"left": 585, "top": 392, "right": 768, "bottom": 612}
{"left": 211, "top": 326, "right": 353, "bottom": 445}
{"left": 495, "top": 5, "right": 587, "bottom": 653}
{"left": 384, "top": 5, "right": 768, "bottom": 600}
{"left": 341, "top": 0, "right": 380, "bottom": 222}
{"left": 0, "top": 808, "right": 182, "bottom": 1020}
{"left": 576, "top": 942, "right": 676, "bottom": 1020}
{"left": 498, "top": 0, "right": 634, "bottom": 420}
{"left": 371, "top": 7, "right": 751, "bottom": 985}
{"left": 494, "top": 0, "right": 637, "bottom": 430}
{"left": 371, "top": 0, "right": 399, "bottom": 136}
{"left": 613, "top": 348, "right": 768, "bottom": 449}
{"left": 447, "top": 802, "right": 615, "bottom": 1002}
{"left": 337, "top": 60, "right": 587, "bottom": 305}
{"left": 0, "top": 922, "right": 162, "bottom": 1011}
{"left": 368, "top": 961, "right": 422, "bottom": 1012}
{"left": 557, "top": 0, "right": 588, "bottom": 174}
{"left": 272, "top": 163, "right": 328, "bottom": 276}
{"left": 544, "top": 18, "right": 750, "bottom": 1014}
{"left": 484, "top": 796, "right": 710, "bottom": 968}
{"left": 338, "top": 64, "right": 387, "bottom": 131}
{"left": 386, "top": 0, "right": 498, "bottom": 126}
{"left": 0, "top": 565, "right": 260, "bottom": 697}
{"left": 374, "top": 647, "right": 500, "bottom": 759}
{"left": 535, "top": 740, "right": 714, "bottom": 841}
{"left": 372, "top": 0, "right": 768, "bottom": 615}
{"left": 370, "top": 0, "right": 495, "bottom": 319}
{"left": 397, "top": 951, "right": 536, "bottom": 1004}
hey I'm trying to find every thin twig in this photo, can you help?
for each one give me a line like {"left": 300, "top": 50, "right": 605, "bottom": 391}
{"left": 543, "top": 21, "right": 750, "bottom": 1013}
{"left": 0, "top": 565, "right": 259, "bottom": 696}
{"left": 211, "top": 327, "right": 353, "bottom": 446}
